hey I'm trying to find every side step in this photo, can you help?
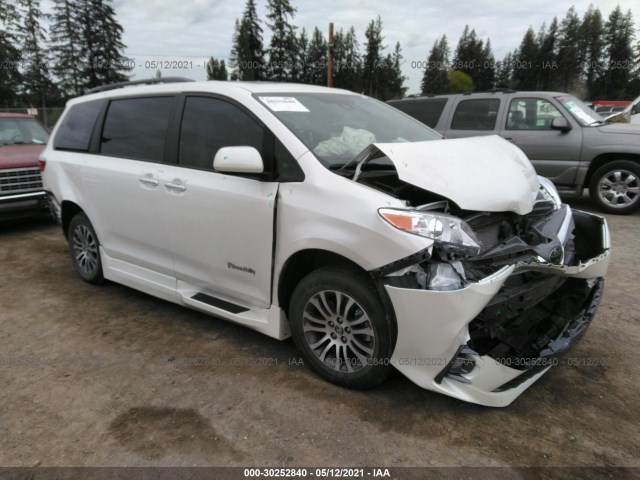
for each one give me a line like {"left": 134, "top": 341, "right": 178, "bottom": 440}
{"left": 190, "top": 293, "right": 249, "bottom": 314}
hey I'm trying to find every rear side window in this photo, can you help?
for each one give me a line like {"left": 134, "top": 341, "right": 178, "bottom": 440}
{"left": 53, "top": 100, "right": 104, "bottom": 151}
{"left": 391, "top": 98, "right": 448, "bottom": 128}
{"left": 451, "top": 99, "right": 500, "bottom": 131}
{"left": 100, "top": 97, "right": 176, "bottom": 162}
{"left": 178, "top": 96, "right": 264, "bottom": 170}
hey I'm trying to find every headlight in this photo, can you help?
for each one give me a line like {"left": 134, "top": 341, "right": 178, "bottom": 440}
{"left": 538, "top": 176, "right": 562, "bottom": 209}
{"left": 378, "top": 208, "right": 481, "bottom": 256}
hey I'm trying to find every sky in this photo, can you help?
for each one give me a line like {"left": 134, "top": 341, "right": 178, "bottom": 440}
{"left": 41, "top": 0, "right": 639, "bottom": 94}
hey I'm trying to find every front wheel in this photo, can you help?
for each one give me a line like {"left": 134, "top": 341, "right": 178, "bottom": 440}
{"left": 288, "top": 265, "right": 394, "bottom": 389}
{"left": 68, "top": 212, "right": 104, "bottom": 284}
{"left": 589, "top": 160, "right": 640, "bottom": 214}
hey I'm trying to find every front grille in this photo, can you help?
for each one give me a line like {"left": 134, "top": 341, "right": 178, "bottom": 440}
{"left": 0, "top": 167, "right": 43, "bottom": 195}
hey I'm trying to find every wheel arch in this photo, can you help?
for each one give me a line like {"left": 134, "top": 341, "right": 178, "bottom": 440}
{"left": 61, "top": 200, "right": 84, "bottom": 239}
{"left": 585, "top": 153, "right": 640, "bottom": 187}
{"left": 277, "top": 248, "right": 398, "bottom": 348}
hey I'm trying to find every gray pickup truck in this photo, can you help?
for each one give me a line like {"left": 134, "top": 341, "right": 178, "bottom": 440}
{"left": 388, "top": 91, "right": 640, "bottom": 214}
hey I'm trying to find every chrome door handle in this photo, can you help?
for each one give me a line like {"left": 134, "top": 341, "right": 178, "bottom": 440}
{"left": 139, "top": 177, "right": 159, "bottom": 187}
{"left": 165, "top": 182, "right": 186, "bottom": 192}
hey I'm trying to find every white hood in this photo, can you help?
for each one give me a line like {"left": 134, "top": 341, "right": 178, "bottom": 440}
{"left": 372, "top": 136, "right": 540, "bottom": 215}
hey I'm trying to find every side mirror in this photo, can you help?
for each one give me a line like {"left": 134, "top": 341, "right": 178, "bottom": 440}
{"left": 213, "top": 146, "right": 264, "bottom": 174}
{"left": 550, "top": 117, "right": 572, "bottom": 132}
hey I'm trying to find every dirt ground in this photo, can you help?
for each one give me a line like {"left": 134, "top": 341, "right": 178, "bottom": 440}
{"left": 0, "top": 196, "right": 638, "bottom": 471}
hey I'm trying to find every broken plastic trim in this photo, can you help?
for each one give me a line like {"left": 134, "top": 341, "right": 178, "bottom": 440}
{"left": 369, "top": 247, "right": 431, "bottom": 278}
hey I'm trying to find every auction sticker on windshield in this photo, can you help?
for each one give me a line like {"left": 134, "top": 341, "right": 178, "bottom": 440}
{"left": 258, "top": 96, "right": 309, "bottom": 112}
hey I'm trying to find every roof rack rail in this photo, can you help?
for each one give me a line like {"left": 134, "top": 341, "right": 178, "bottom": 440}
{"left": 486, "top": 88, "right": 517, "bottom": 93}
{"left": 85, "top": 77, "right": 195, "bottom": 95}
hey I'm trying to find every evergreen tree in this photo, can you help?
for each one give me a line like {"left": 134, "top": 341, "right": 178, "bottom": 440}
{"left": 0, "top": 0, "right": 22, "bottom": 107}
{"left": 76, "top": 0, "right": 131, "bottom": 91}
{"left": 206, "top": 57, "right": 228, "bottom": 80}
{"left": 297, "top": 27, "right": 309, "bottom": 83}
{"left": 230, "top": 0, "right": 266, "bottom": 81}
{"left": 538, "top": 17, "right": 559, "bottom": 90}
{"left": 556, "top": 6, "right": 583, "bottom": 93}
{"left": 17, "top": 0, "right": 59, "bottom": 110}
{"left": 453, "top": 26, "right": 492, "bottom": 90}
{"left": 421, "top": 35, "right": 449, "bottom": 95}
{"left": 384, "top": 41, "right": 407, "bottom": 99}
{"left": 266, "top": 0, "right": 297, "bottom": 81}
{"left": 512, "top": 27, "right": 538, "bottom": 90}
{"left": 579, "top": 6, "right": 605, "bottom": 99}
{"left": 495, "top": 52, "right": 513, "bottom": 89}
{"left": 601, "top": 6, "right": 635, "bottom": 99}
{"left": 334, "top": 26, "right": 362, "bottom": 92}
{"left": 49, "top": 0, "right": 84, "bottom": 97}
{"left": 477, "top": 39, "right": 495, "bottom": 90}
{"left": 363, "top": 16, "right": 384, "bottom": 98}
{"left": 305, "top": 27, "right": 326, "bottom": 86}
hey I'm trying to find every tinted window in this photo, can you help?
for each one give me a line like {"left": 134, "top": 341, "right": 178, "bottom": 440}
{"left": 54, "top": 101, "right": 103, "bottom": 151}
{"left": 100, "top": 97, "right": 175, "bottom": 161}
{"left": 390, "top": 98, "right": 448, "bottom": 128}
{"left": 451, "top": 99, "right": 500, "bottom": 131}
{"left": 507, "top": 98, "right": 562, "bottom": 130}
{"left": 179, "top": 97, "right": 264, "bottom": 170}
{"left": 0, "top": 118, "right": 49, "bottom": 146}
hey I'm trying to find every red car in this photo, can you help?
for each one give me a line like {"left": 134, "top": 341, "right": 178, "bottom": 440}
{"left": 0, "top": 113, "right": 51, "bottom": 219}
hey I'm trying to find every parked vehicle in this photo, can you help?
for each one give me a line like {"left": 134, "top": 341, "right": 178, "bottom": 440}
{"left": 0, "top": 113, "right": 50, "bottom": 218}
{"left": 606, "top": 95, "right": 640, "bottom": 125}
{"left": 42, "top": 79, "right": 610, "bottom": 407}
{"left": 388, "top": 91, "right": 640, "bottom": 214}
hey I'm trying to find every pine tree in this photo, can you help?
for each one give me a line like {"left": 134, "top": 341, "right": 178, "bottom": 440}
{"left": 296, "top": 27, "right": 309, "bottom": 83}
{"left": 602, "top": 6, "right": 635, "bottom": 99}
{"left": 556, "top": 6, "right": 583, "bottom": 93}
{"left": 421, "top": 35, "right": 449, "bottom": 95}
{"left": 538, "top": 18, "right": 559, "bottom": 90}
{"left": 334, "top": 26, "right": 362, "bottom": 92}
{"left": 230, "top": 0, "right": 266, "bottom": 81}
{"left": 206, "top": 57, "right": 228, "bottom": 80}
{"left": 305, "top": 27, "right": 326, "bottom": 86}
{"left": 512, "top": 27, "right": 538, "bottom": 90}
{"left": 579, "top": 6, "right": 605, "bottom": 99}
{"left": 495, "top": 52, "right": 513, "bottom": 89}
{"left": 385, "top": 42, "right": 407, "bottom": 99}
{"left": 17, "top": 0, "right": 59, "bottom": 110}
{"left": 49, "top": 0, "right": 83, "bottom": 97}
{"left": 266, "top": 0, "right": 297, "bottom": 81}
{"left": 453, "top": 26, "right": 491, "bottom": 90}
{"left": 0, "top": 0, "right": 22, "bottom": 107}
{"left": 477, "top": 39, "right": 495, "bottom": 91}
{"left": 76, "top": 0, "right": 131, "bottom": 91}
{"left": 363, "top": 16, "right": 385, "bottom": 98}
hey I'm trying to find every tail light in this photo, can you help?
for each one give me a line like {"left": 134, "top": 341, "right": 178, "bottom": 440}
{"left": 38, "top": 159, "right": 46, "bottom": 172}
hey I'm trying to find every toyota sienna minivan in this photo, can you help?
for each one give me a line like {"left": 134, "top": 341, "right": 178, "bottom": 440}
{"left": 42, "top": 79, "right": 610, "bottom": 407}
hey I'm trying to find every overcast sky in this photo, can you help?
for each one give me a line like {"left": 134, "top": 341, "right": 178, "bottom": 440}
{"left": 42, "top": 0, "right": 639, "bottom": 94}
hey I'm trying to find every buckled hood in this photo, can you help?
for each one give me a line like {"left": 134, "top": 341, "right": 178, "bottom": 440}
{"left": 371, "top": 135, "right": 540, "bottom": 215}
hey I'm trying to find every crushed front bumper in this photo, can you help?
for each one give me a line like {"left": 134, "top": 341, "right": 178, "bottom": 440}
{"left": 384, "top": 209, "right": 610, "bottom": 407}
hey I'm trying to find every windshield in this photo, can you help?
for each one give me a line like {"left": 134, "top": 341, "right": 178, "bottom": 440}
{"left": 255, "top": 93, "right": 441, "bottom": 168}
{"left": 555, "top": 95, "right": 604, "bottom": 126}
{"left": 0, "top": 117, "right": 49, "bottom": 146}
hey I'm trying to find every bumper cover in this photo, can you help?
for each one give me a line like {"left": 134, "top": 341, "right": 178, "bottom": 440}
{"left": 385, "top": 209, "right": 610, "bottom": 407}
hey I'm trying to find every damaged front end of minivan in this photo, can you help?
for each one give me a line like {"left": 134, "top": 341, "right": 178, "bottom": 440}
{"left": 359, "top": 137, "right": 611, "bottom": 407}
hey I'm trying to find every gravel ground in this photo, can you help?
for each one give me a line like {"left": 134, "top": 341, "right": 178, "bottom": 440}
{"left": 0, "top": 197, "right": 638, "bottom": 471}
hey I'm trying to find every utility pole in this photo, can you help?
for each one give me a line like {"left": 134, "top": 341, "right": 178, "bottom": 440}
{"left": 327, "top": 22, "right": 334, "bottom": 88}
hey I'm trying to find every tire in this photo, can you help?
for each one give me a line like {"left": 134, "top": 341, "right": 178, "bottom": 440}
{"left": 288, "top": 265, "right": 394, "bottom": 389}
{"left": 589, "top": 160, "right": 640, "bottom": 214}
{"left": 68, "top": 213, "right": 104, "bottom": 284}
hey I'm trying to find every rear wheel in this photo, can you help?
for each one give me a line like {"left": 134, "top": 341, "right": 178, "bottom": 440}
{"left": 288, "top": 265, "right": 394, "bottom": 389}
{"left": 68, "top": 213, "right": 104, "bottom": 284}
{"left": 589, "top": 160, "right": 640, "bottom": 214}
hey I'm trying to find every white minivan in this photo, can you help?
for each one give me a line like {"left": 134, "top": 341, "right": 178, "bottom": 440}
{"left": 42, "top": 79, "right": 611, "bottom": 407}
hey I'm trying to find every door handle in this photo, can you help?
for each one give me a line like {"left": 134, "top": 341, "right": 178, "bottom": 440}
{"left": 165, "top": 181, "right": 186, "bottom": 192}
{"left": 139, "top": 176, "right": 159, "bottom": 187}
